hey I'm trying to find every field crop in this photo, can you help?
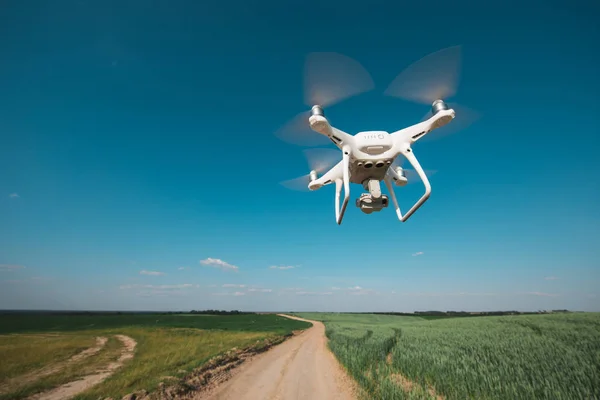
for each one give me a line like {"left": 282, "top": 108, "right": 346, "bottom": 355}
{"left": 296, "top": 312, "right": 600, "bottom": 400}
{"left": 0, "top": 312, "right": 306, "bottom": 335}
{"left": 0, "top": 313, "right": 311, "bottom": 400}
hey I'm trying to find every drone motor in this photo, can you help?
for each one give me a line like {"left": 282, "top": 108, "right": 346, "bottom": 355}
{"left": 431, "top": 99, "right": 449, "bottom": 115}
{"left": 310, "top": 105, "right": 325, "bottom": 117}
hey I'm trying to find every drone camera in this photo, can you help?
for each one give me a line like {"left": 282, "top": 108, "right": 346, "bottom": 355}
{"left": 356, "top": 193, "right": 389, "bottom": 214}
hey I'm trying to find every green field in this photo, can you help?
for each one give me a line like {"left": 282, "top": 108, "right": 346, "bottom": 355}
{"left": 295, "top": 312, "right": 600, "bottom": 400}
{"left": 0, "top": 312, "right": 306, "bottom": 335}
{"left": 0, "top": 313, "right": 312, "bottom": 400}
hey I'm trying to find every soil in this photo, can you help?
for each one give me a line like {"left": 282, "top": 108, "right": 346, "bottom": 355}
{"left": 190, "top": 314, "right": 358, "bottom": 400}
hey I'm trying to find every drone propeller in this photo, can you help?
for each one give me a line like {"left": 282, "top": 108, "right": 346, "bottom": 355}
{"left": 390, "top": 156, "right": 437, "bottom": 183}
{"left": 384, "top": 45, "right": 479, "bottom": 141}
{"left": 279, "top": 148, "right": 341, "bottom": 191}
{"left": 384, "top": 45, "right": 462, "bottom": 104}
{"left": 275, "top": 52, "right": 375, "bottom": 147}
{"left": 303, "top": 52, "right": 375, "bottom": 108}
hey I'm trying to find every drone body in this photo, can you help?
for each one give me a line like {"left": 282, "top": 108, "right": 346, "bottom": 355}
{"left": 306, "top": 102, "right": 455, "bottom": 225}
{"left": 277, "top": 46, "right": 476, "bottom": 225}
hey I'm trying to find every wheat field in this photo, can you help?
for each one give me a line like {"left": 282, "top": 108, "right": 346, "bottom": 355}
{"left": 296, "top": 312, "right": 600, "bottom": 400}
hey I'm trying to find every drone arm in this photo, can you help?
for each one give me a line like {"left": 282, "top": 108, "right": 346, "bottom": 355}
{"left": 309, "top": 115, "right": 354, "bottom": 149}
{"left": 390, "top": 109, "right": 455, "bottom": 145}
{"left": 385, "top": 148, "right": 431, "bottom": 222}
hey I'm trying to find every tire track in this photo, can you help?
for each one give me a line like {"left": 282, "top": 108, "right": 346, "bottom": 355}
{"left": 0, "top": 336, "right": 108, "bottom": 396}
{"left": 26, "top": 335, "right": 137, "bottom": 400}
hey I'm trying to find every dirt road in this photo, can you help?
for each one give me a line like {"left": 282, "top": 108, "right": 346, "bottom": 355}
{"left": 195, "top": 314, "right": 357, "bottom": 400}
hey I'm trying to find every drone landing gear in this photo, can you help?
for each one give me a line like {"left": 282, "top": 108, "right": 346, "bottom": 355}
{"left": 356, "top": 179, "right": 388, "bottom": 214}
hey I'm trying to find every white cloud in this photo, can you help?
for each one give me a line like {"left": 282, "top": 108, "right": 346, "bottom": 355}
{"left": 296, "top": 291, "right": 333, "bottom": 296}
{"left": 139, "top": 270, "right": 165, "bottom": 276}
{"left": 412, "top": 251, "right": 424, "bottom": 257}
{"left": 269, "top": 265, "right": 296, "bottom": 270}
{"left": 200, "top": 258, "right": 239, "bottom": 272}
{"left": 9, "top": 193, "right": 19, "bottom": 198}
{"left": 177, "top": 267, "right": 187, "bottom": 270}
{"left": 222, "top": 284, "right": 246, "bottom": 288}
{"left": 395, "top": 291, "right": 497, "bottom": 297}
{"left": 0, "top": 264, "right": 26, "bottom": 272}
{"left": 120, "top": 284, "right": 194, "bottom": 290}
{"left": 525, "top": 291, "right": 559, "bottom": 297}
{"left": 544, "top": 276, "right": 558, "bottom": 280}
{"left": 31, "top": 276, "right": 51, "bottom": 282}
{"left": 136, "top": 289, "right": 189, "bottom": 297}
{"left": 331, "top": 287, "right": 341, "bottom": 290}
{"left": 211, "top": 291, "right": 247, "bottom": 296}
{"left": 121, "top": 282, "right": 197, "bottom": 297}
{"left": 347, "top": 286, "right": 377, "bottom": 295}
{"left": 248, "top": 288, "right": 272, "bottom": 293}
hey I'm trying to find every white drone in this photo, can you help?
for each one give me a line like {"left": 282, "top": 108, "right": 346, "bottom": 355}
{"left": 276, "top": 46, "right": 478, "bottom": 225}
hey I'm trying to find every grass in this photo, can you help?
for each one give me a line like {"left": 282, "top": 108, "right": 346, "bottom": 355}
{"left": 295, "top": 312, "right": 600, "bottom": 400}
{"left": 0, "top": 312, "right": 308, "bottom": 335}
{"left": 0, "top": 313, "right": 311, "bottom": 400}
{"left": 0, "top": 334, "right": 123, "bottom": 400}
{"left": 0, "top": 333, "right": 95, "bottom": 382}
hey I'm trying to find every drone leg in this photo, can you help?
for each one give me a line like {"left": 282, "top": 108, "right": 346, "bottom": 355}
{"left": 384, "top": 177, "right": 403, "bottom": 220}
{"left": 334, "top": 149, "right": 351, "bottom": 225}
{"left": 385, "top": 149, "right": 431, "bottom": 222}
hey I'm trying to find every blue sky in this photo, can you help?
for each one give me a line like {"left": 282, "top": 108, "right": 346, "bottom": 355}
{"left": 1, "top": 0, "right": 598, "bottom": 312}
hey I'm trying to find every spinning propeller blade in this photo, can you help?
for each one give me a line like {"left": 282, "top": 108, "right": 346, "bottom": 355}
{"left": 384, "top": 45, "right": 462, "bottom": 104}
{"left": 304, "top": 52, "right": 375, "bottom": 108}
{"left": 275, "top": 52, "right": 374, "bottom": 147}
{"left": 279, "top": 148, "right": 341, "bottom": 191}
{"left": 274, "top": 110, "right": 331, "bottom": 147}
{"left": 385, "top": 45, "right": 479, "bottom": 140}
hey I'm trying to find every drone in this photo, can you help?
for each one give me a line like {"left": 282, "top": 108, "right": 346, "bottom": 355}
{"left": 276, "top": 46, "right": 478, "bottom": 225}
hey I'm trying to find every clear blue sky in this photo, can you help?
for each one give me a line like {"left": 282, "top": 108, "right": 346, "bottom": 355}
{"left": 1, "top": 0, "right": 598, "bottom": 312}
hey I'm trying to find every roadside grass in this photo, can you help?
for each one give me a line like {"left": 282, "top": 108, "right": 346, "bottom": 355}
{"left": 0, "top": 334, "right": 95, "bottom": 383}
{"left": 2, "top": 335, "right": 123, "bottom": 400}
{"left": 1, "top": 313, "right": 311, "bottom": 400}
{"left": 297, "top": 312, "right": 600, "bottom": 400}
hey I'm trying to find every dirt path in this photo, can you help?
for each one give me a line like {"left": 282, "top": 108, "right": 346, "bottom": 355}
{"left": 0, "top": 336, "right": 108, "bottom": 395}
{"left": 27, "top": 334, "right": 137, "bottom": 400}
{"left": 69, "top": 336, "right": 109, "bottom": 363}
{"left": 194, "top": 314, "right": 357, "bottom": 400}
